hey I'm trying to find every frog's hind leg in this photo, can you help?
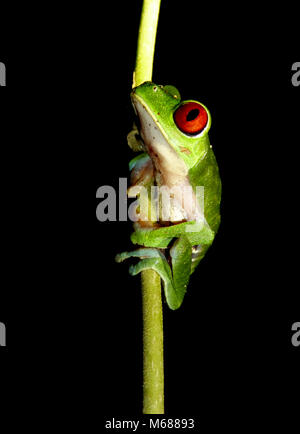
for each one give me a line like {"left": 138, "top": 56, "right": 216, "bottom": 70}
{"left": 169, "top": 236, "right": 192, "bottom": 305}
{"left": 190, "top": 243, "right": 210, "bottom": 274}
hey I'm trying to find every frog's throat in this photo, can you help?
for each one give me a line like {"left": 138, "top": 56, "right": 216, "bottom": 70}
{"left": 132, "top": 96, "right": 204, "bottom": 223}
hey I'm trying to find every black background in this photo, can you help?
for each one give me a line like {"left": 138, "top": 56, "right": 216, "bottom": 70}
{"left": 1, "top": 0, "right": 299, "bottom": 428}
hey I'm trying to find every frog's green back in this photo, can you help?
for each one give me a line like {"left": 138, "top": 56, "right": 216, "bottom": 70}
{"left": 188, "top": 146, "right": 221, "bottom": 269}
{"left": 189, "top": 146, "right": 221, "bottom": 234}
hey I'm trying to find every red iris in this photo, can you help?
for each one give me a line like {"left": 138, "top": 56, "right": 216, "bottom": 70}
{"left": 174, "top": 102, "right": 208, "bottom": 135}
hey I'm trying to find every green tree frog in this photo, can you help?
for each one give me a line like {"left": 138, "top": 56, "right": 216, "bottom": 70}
{"left": 116, "top": 82, "right": 221, "bottom": 310}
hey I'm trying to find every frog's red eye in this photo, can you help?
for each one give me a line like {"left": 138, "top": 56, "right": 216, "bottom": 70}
{"left": 174, "top": 102, "right": 208, "bottom": 135}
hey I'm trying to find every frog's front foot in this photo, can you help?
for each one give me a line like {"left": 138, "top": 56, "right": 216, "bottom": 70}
{"left": 116, "top": 235, "right": 193, "bottom": 310}
{"left": 115, "top": 247, "right": 181, "bottom": 309}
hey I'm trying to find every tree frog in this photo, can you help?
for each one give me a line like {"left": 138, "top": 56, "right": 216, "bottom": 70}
{"left": 116, "top": 82, "right": 221, "bottom": 310}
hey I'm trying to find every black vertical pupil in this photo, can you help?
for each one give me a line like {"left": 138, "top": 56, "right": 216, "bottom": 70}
{"left": 186, "top": 108, "right": 199, "bottom": 121}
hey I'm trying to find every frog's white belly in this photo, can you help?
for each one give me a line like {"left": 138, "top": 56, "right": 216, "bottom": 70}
{"left": 133, "top": 98, "right": 204, "bottom": 223}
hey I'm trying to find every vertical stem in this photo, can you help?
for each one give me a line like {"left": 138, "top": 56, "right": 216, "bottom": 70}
{"left": 133, "top": 0, "right": 161, "bottom": 88}
{"left": 133, "top": 0, "right": 163, "bottom": 414}
{"left": 141, "top": 269, "right": 164, "bottom": 414}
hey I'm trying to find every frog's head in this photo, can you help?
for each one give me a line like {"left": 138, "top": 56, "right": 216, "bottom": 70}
{"left": 131, "top": 81, "right": 211, "bottom": 172}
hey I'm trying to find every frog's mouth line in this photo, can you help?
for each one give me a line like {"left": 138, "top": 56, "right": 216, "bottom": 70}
{"left": 131, "top": 94, "right": 205, "bottom": 223}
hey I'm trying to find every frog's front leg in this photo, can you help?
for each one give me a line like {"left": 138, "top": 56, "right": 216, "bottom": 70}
{"left": 116, "top": 236, "right": 192, "bottom": 310}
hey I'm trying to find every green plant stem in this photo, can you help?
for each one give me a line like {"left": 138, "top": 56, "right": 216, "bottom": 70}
{"left": 133, "top": 0, "right": 161, "bottom": 88}
{"left": 133, "top": 0, "right": 164, "bottom": 414}
{"left": 141, "top": 270, "right": 164, "bottom": 414}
